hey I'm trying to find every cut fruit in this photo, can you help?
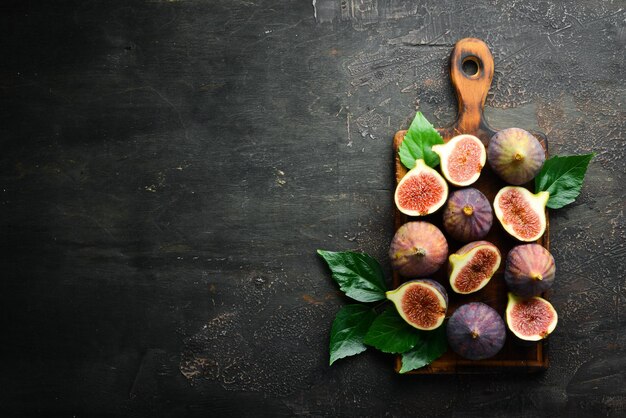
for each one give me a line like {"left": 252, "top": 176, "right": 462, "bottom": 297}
{"left": 505, "top": 244, "right": 555, "bottom": 297}
{"left": 394, "top": 159, "right": 448, "bottom": 216}
{"left": 488, "top": 128, "right": 546, "bottom": 185}
{"left": 432, "top": 134, "right": 486, "bottom": 186}
{"left": 443, "top": 188, "right": 493, "bottom": 243}
{"left": 386, "top": 279, "right": 448, "bottom": 331}
{"left": 493, "top": 186, "right": 549, "bottom": 242}
{"left": 506, "top": 293, "right": 558, "bottom": 341}
{"left": 447, "top": 302, "right": 506, "bottom": 360}
{"left": 389, "top": 222, "right": 448, "bottom": 278}
{"left": 448, "top": 241, "right": 501, "bottom": 294}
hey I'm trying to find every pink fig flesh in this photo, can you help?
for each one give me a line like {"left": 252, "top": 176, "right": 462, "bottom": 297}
{"left": 449, "top": 241, "right": 501, "bottom": 294}
{"left": 506, "top": 293, "right": 558, "bottom": 341}
{"left": 394, "top": 159, "right": 448, "bottom": 216}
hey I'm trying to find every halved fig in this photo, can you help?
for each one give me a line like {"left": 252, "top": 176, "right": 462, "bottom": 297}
{"left": 506, "top": 293, "right": 558, "bottom": 341}
{"left": 443, "top": 188, "right": 493, "bottom": 243}
{"left": 493, "top": 186, "right": 549, "bottom": 242}
{"left": 488, "top": 128, "right": 545, "bottom": 185}
{"left": 448, "top": 241, "right": 501, "bottom": 294}
{"left": 505, "top": 244, "right": 555, "bottom": 297}
{"left": 389, "top": 222, "right": 448, "bottom": 278}
{"left": 447, "top": 302, "right": 506, "bottom": 360}
{"left": 386, "top": 279, "right": 448, "bottom": 331}
{"left": 394, "top": 159, "right": 448, "bottom": 216}
{"left": 432, "top": 134, "right": 486, "bottom": 186}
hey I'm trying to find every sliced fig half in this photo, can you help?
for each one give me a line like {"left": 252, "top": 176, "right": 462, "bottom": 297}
{"left": 449, "top": 241, "right": 501, "bottom": 294}
{"left": 447, "top": 302, "right": 506, "bottom": 360}
{"left": 432, "top": 134, "right": 486, "bottom": 186}
{"left": 386, "top": 279, "right": 448, "bottom": 331}
{"left": 389, "top": 222, "right": 449, "bottom": 278}
{"left": 494, "top": 186, "right": 549, "bottom": 242}
{"left": 505, "top": 244, "right": 555, "bottom": 297}
{"left": 506, "top": 293, "right": 558, "bottom": 341}
{"left": 394, "top": 159, "right": 448, "bottom": 216}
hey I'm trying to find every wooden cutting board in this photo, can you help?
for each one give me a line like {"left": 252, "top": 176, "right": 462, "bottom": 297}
{"left": 392, "top": 38, "right": 550, "bottom": 374}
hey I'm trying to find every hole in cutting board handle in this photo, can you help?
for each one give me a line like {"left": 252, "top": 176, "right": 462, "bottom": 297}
{"left": 462, "top": 56, "right": 480, "bottom": 77}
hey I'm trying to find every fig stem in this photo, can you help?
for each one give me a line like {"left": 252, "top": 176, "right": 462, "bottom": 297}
{"left": 462, "top": 205, "right": 474, "bottom": 216}
{"left": 470, "top": 330, "right": 479, "bottom": 339}
{"left": 513, "top": 152, "right": 524, "bottom": 161}
{"left": 532, "top": 273, "right": 543, "bottom": 281}
{"left": 394, "top": 247, "right": 426, "bottom": 258}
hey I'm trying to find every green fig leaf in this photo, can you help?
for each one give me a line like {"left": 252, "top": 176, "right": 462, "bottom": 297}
{"left": 329, "top": 305, "right": 378, "bottom": 365}
{"left": 317, "top": 250, "right": 387, "bottom": 302}
{"left": 398, "top": 111, "right": 444, "bottom": 169}
{"left": 363, "top": 308, "right": 421, "bottom": 354}
{"left": 399, "top": 324, "right": 448, "bottom": 373}
{"left": 534, "top": 154, "right": 594, "bottom": 209}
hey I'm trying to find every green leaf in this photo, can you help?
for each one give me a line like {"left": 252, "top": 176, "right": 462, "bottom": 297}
{"left": 534, "top": 153, "right": 594, "bottom": 209}
{"left": 398, "top": 111, "right": 444, "bottom": 169}
{"left": 329, "top": 305, "right": 377, "bottom": 365}
{"left": 363, "top": 308, "right": 420, "bottom": 353}
{"left": 399, "top": 324, "right": 448, "bottom": 373}
{"left": 317, "top": 250, "right": 387, "bottom": 302}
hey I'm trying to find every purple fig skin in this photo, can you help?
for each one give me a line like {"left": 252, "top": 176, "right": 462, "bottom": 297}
{"left": 446, "top": 302, "right": 506, "bottom": 360}
{"left": 488, "top": 128, "right": 545, "bottom": 185}
{"left": 443, "top": 188, "right": 493, "bottom": 243}
{"left": 505, "top": 244, "right": 555, "bottom": 297}
{"left": 389, "top": 222, "right": 448, "bottom": 278}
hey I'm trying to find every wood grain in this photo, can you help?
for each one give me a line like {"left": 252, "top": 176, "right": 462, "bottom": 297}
{"left": 392, "top": 38, "right": 550, "bottom": 374}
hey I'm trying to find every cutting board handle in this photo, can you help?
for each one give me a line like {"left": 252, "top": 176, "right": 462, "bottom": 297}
{"left": 449, "top": 38, "right": 496, "bottom": 140}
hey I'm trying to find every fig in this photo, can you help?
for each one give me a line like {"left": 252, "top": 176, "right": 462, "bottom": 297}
{"left": 448, "top": 241, "right": 501, "bottom": 294}
{"left": 386, "top": 279, "right": 448, "bottom": 330}
{"left": 432, "top": 134, "right": 486, "bottom": 186}
{"left": 506, "top": 293, "right": 558, "bottom": 341}
{"left": 493, "top": 186, "right": 548, "bottom": 242}
{"left": 505, "top": 244, "right": 555, "bottom": 297}
{"left": 446, "top": 302, "right": 506, "bottom": 360}
{"left": 394, "top": 159, "right": 448, "bottom": 216}
{"left": 488, "top": 128, "right": 546, "bottom": 185}
{"left": 443, "top": 188, "right": 493, "bottom": 242}
{"left": 389, "top": 222, "right": 448, "bottom": 277}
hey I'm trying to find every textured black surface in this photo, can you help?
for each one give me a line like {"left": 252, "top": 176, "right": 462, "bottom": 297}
{"left": 1, "top": 0, "right": 625, "bottom": 416}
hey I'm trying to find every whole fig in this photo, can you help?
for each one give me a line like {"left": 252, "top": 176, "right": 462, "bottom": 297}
{"left": 389, "top": 222, "right": 448, "bottom": 277}
{"left": 443, "top": 188, "right": 493, "bottom": 243}
{"left": 446, "top": 302, "right": 506, "bottom": 360}
{"left": 488, "top": 128, "right": 545, "bottom": 185}
{"left": 505, "top": 244, "right": 555, "bottom": 297}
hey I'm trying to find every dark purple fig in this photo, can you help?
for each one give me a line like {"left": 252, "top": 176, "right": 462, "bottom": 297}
{"left": 494, "top": 186, "right": 548, "bottom": 242}
{"left": 432, "top": 134, "right": 486, "bottom": 186}
{"left": 488, "top": 128, "right": 545, "bottom": 185}
{"left": 505, "top": 244, "right": 555, "bottom": 297}
{"left": 389, "top": 222, "right": 448, "bottom": 277}
{"left": 386, "top": 279, "right": 448, "bottom": 330}
{"left": 443, "top": 188, "right": 493, "bottom": 243}
{"left": 446, "top": 302, "right": 506, "bottom": 360}
{"left": 394, "top": 159, "right": 448, "bottom": 216}
{"left": 506, "top": 293, "right": 558, "bottom": 341}
{"left": 449, "top": 241, "right": 501, "bottom": 294}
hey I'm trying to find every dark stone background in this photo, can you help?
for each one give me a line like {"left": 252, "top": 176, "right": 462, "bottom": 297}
{"left": 1, "top": 0, "right": 624, "bottom": 416}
